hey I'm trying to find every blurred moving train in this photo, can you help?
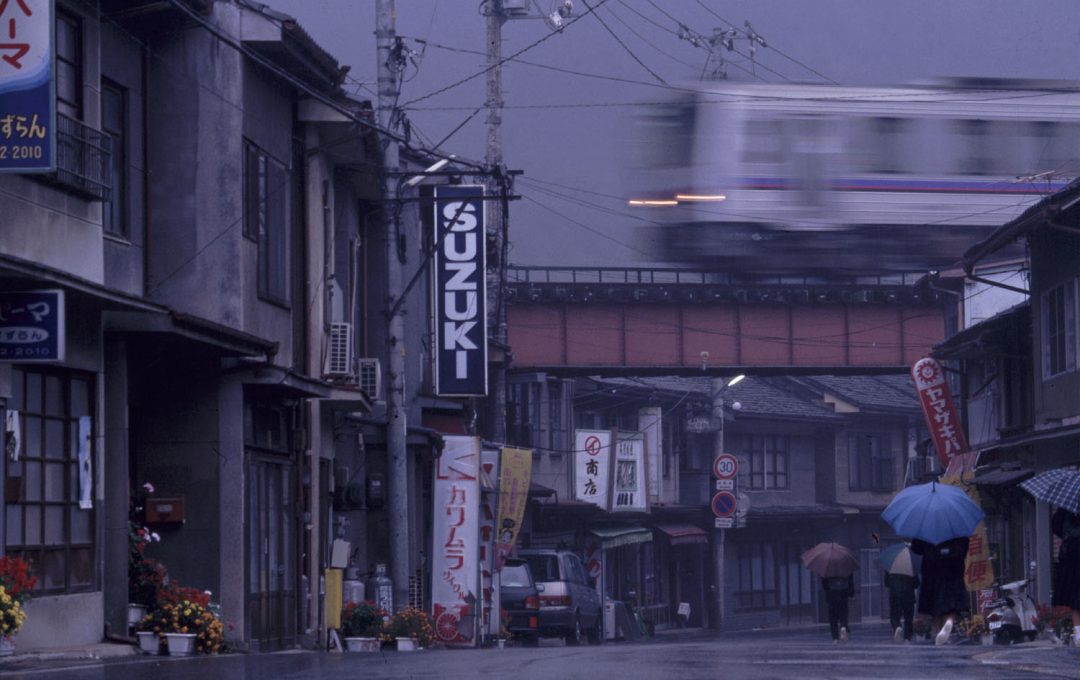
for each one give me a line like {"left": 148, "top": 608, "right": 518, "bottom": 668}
{"left": 625, "top": 78, "right": 1080, "bottom": 275}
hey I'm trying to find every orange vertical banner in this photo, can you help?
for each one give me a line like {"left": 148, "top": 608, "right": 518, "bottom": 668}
{"left": 495, "top": 446, "right": 532, "bottom": 572}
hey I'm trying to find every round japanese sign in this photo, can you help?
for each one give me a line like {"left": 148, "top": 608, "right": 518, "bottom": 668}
{"left": 712, "top": 453, "right": 738, "bottom": 480}
{"left": 584, "top": 435, "right": 602, "bottom": 457}
{"left": 711, "top": 491, "right": 737, "bottom": 518}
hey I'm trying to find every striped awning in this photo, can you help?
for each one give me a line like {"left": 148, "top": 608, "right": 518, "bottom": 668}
{"left": 657, "top": 524, "right": 708, "bottom": 546}
{"left": 590, "top": 525, "right": 652, "bottom": 550}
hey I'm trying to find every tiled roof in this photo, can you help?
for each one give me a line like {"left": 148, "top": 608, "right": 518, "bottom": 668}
{"left": 797, "top": 375, "right": 920, "bottom": 413}
{"left": 592, "top": 376, "right": 841, "bottom": 420}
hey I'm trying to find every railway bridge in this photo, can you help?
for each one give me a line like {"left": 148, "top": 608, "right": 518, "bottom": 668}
{"left": 504, "top": 266, "right": 946, "bottom": 376}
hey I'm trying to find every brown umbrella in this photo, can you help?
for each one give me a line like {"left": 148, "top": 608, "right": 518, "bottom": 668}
{"left": 801, "top": 542, "right": 859, "bottom": 578}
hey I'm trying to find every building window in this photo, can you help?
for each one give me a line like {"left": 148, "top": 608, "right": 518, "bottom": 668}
{"left": 735, "top": 542, "right": 777, "bottom": 610}
{"left": 4, "top": 368, "right": 95, "bottom": 594}
{"left": 243, "top": 140, "right": 289, "bottom": 305}
{"left": 101, "top": 80, "right": 127, "bottom": 238}
{"left": 1043, "top": 279, "right": 1077, "bottom": 379}
{"left": 55, "top": 10, "right": 82, "bottom": 119}
{"left": 742, "top": 435, "right": 789, "bottom": 490}
{"left": 848, "top": 432, "right": 894, "bottom": 492}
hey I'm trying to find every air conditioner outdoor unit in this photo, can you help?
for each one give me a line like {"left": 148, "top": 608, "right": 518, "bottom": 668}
{"left": 324, "top": 322, "right": 354, "bottom": 378}
{"left": 358, "top": 357, "right": 382, "bottom": 399}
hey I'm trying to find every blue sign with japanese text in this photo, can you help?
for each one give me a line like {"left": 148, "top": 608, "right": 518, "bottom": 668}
{"left": 0, "top": 289, "right": 65, "bottom": 361}
{"left": 0, "top": 0, "right": 55, "bottom": 172}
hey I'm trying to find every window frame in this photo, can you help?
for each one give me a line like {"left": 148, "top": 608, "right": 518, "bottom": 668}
{"left": 741, "top": 435, "right": 790, "bottom": 491}
{"left": 101, "top": 79, "right": 127, "bottom": 239}
{"left": 1042, "top": 278, "right": 1077, "bottom": 379}
{"left": 848, "top": 431, "right": 894, "bottom": 492}
{"left": 5, "top": 367, "right": 96, "bottom": 595}
{"left": 242, "top": 139, "right": 290, "bottom": 306}
{"left": 55, "top": 9, "right": 82, "bottom": 120}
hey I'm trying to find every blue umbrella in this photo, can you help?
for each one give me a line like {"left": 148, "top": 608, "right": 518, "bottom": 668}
{"left": 882, "top": 481, "right": 985, "bottom": 545}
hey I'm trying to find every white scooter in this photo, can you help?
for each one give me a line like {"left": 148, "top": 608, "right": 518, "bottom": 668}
{"left": 985, "top": 570, "right": 1040, "bottom": 645}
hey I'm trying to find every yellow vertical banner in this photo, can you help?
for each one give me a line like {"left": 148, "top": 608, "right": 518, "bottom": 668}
{"left": 325, "top": 568, "right": 343, "bottom": 630}
{"left": 941, "top": 451, "right": 994, "bottom": 590}
{"left": 495, "top": 446, "right": 532, "bottom": 571}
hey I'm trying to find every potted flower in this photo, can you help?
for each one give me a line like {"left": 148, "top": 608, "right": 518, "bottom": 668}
{"left": 128, "top": 482, "right": 163, "bottom": 630}
{"left": 341, "top": 600, "right": 385, "bottom": 652}
{"left": 0, "top": 556, "right": 35, "bottom": 655}
{"left": 146, "top": 599, "right": 222, "bottom": 656}
{"left": 957, "top": 615, "right": 990, "bottom": 645}
{"left": 386, "top": 607, "right": 433, "bottom": 651}
{"left": 0, "top": 584, "right": 28, "bottom": 656}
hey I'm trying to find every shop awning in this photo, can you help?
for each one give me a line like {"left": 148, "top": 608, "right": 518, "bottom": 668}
{"left": 590, "top": 525, "right": 652, "bottom": 550}
{"left": 656, "top": 524, "right": 708, "bottom": 546}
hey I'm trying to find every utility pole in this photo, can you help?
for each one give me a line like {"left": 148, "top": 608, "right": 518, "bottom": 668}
{"left": 711, "top": 377, "right": 726, "bottom": 630}
{"left": 485, "top": 2, "right": 508, "bottom": 443}
{"left": 376, "top": 0, "right": 410, "bottom": 613}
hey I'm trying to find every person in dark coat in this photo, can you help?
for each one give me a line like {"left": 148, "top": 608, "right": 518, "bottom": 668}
{"left": 885, "top": 567, "right": 920, "bottom": 642}
{"left": 911, "top": 536, "right": 969, "bottom": 644}
{"left": 1052, "top": 508, "right": 1080, "bottom": 645}
{"left": 822, "top": 574, "right": 855, "bottom": 643}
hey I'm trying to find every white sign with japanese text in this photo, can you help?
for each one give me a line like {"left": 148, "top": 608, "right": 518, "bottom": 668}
{"left": 639, "top": 407, "right": 662, "bottom": 504}
{"left": 432, "top": 435, "right": 480, "bottom": 647}
{"left": 612, "top": 432, "right": 648, "bottom": 512}
{"left": 574, "top": 429, "right": 611, "bottom": 509}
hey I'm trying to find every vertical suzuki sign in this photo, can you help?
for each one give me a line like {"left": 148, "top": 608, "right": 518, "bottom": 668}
{"left": 432, "top": 185, "right": 488, "bottom": 396}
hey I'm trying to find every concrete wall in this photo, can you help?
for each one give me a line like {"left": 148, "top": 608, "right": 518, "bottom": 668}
{"left": 145, "top": 6, "right": 243, "bottom": 327}
{"left": 100, "top": 21, "right": 147, "bottom": 296}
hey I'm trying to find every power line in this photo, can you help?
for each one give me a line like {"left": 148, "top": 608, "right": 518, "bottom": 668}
{"left": 583, "top": 0, "right": 669, "bottom": 85}
{"left": 400, "top": 0, "right": 614, "bottom": 107}
{"left": 691, "top": 0, "right": 839, "bottom": 84}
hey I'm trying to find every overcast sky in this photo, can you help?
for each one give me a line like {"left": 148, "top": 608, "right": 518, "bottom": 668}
{"left": 265, "top": 0, "right": 1080, "bottom": 267}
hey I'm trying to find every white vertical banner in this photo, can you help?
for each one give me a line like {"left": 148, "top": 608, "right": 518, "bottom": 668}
{"left": 432, "top": 435, "right": 480, "bottom": 647}
{"left": 77, "top": 415, "right": 92, "bottom": 509}
{"left": 639, "top": 407, "right": 662, "bottom": 504}
{"left": 612, "top": 432, "right": 648, "bottom": 512}
{"left": 574, "top": 429, "right": 612, "bottom": 509}
{"left": 5, "top": 410, "right": 21, "bottom": 461}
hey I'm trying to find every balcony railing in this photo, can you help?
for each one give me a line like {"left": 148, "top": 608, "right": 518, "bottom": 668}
{"left": 38, "top": 113, "right": 112, "bottom": 201}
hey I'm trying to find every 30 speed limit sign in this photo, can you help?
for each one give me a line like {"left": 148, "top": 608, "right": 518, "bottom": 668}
{"left": 713, "top": 453, "right": 738, "bottom": 480}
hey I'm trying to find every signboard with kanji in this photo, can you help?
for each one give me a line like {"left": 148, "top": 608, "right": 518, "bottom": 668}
{"left": 0, "top": 0, "right": 55, "bottom": 172}
{"left": 574, "top": 429, "right": 612, "bottom": 509}
{"left": 432, "top": 436, "right": 480, "bottom": 647}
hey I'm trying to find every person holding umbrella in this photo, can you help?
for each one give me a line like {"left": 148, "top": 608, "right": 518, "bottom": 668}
{"left": 1021, "top": 468, "right": 1080, "bottom": 646}
{"left": 1051, "top": 507, "right": 1080, "bottom": 645}
{"left": 802, "top": 542, "right": 858, "bottom": 643}
{"left": 881, "top": 481, "right": 984, "bottom": 645}
{"left": 911, "top": 536, "right": 968, "bottom": 644}
{"left": 880, "top": 543, "right": 920, "bottom": 642}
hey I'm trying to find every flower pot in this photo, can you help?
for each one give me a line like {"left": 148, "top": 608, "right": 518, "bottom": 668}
{"left": 136, "top": 631, "right": 161, "bottom": 655}
{"left": 980, "top": 634, "right": 994, "bottom": 646}
{"left": 127, "top": 604, "right": 148, "bottom": 634}
{"left": 344, "top": 637, "right": 380, "bottom": 653}
{"left": 164, "top": 632, "right": 197, "bottom": 656}
{"left": 0, "top": 636, "right": 15, "bottom": 657}
{"left": 396, "top": 637, "right": 418, "bottom": 652}
{"left": 496, "top": 638, "right": 506, "bottom": 649}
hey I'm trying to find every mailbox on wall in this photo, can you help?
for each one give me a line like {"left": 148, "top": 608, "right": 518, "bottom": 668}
{"left": 145, "top": 496, "right": 185, "bottom": 524}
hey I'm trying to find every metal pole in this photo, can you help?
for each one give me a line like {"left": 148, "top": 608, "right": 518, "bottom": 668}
{"left": 377, "top": 0, "right": 409, "bottom": 613}
{"left": 711, "top": 377, "right": 726, "bottom": 630}
{"left": 486, "top": 2, "right": 508, "bottom": 443}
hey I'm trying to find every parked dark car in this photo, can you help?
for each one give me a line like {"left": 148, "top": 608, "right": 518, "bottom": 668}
{"left": 519, "top": 549, "right": 602, "bottom": 644}
{"left": 500, "top": 558, "right": 542, "bottom": 645}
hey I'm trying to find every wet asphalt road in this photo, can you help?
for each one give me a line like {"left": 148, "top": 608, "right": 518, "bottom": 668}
{"left": 4, "top": 624, "right": 1079, "bottom": 680}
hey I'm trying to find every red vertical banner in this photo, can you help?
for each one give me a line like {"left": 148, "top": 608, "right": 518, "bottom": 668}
{"left": 911, "top": 357, "right": 969, "bottom": 469}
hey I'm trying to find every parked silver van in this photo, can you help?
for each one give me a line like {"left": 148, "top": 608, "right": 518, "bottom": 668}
{"left": 519, "top": 549, "right": 602, "bottom": 644}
